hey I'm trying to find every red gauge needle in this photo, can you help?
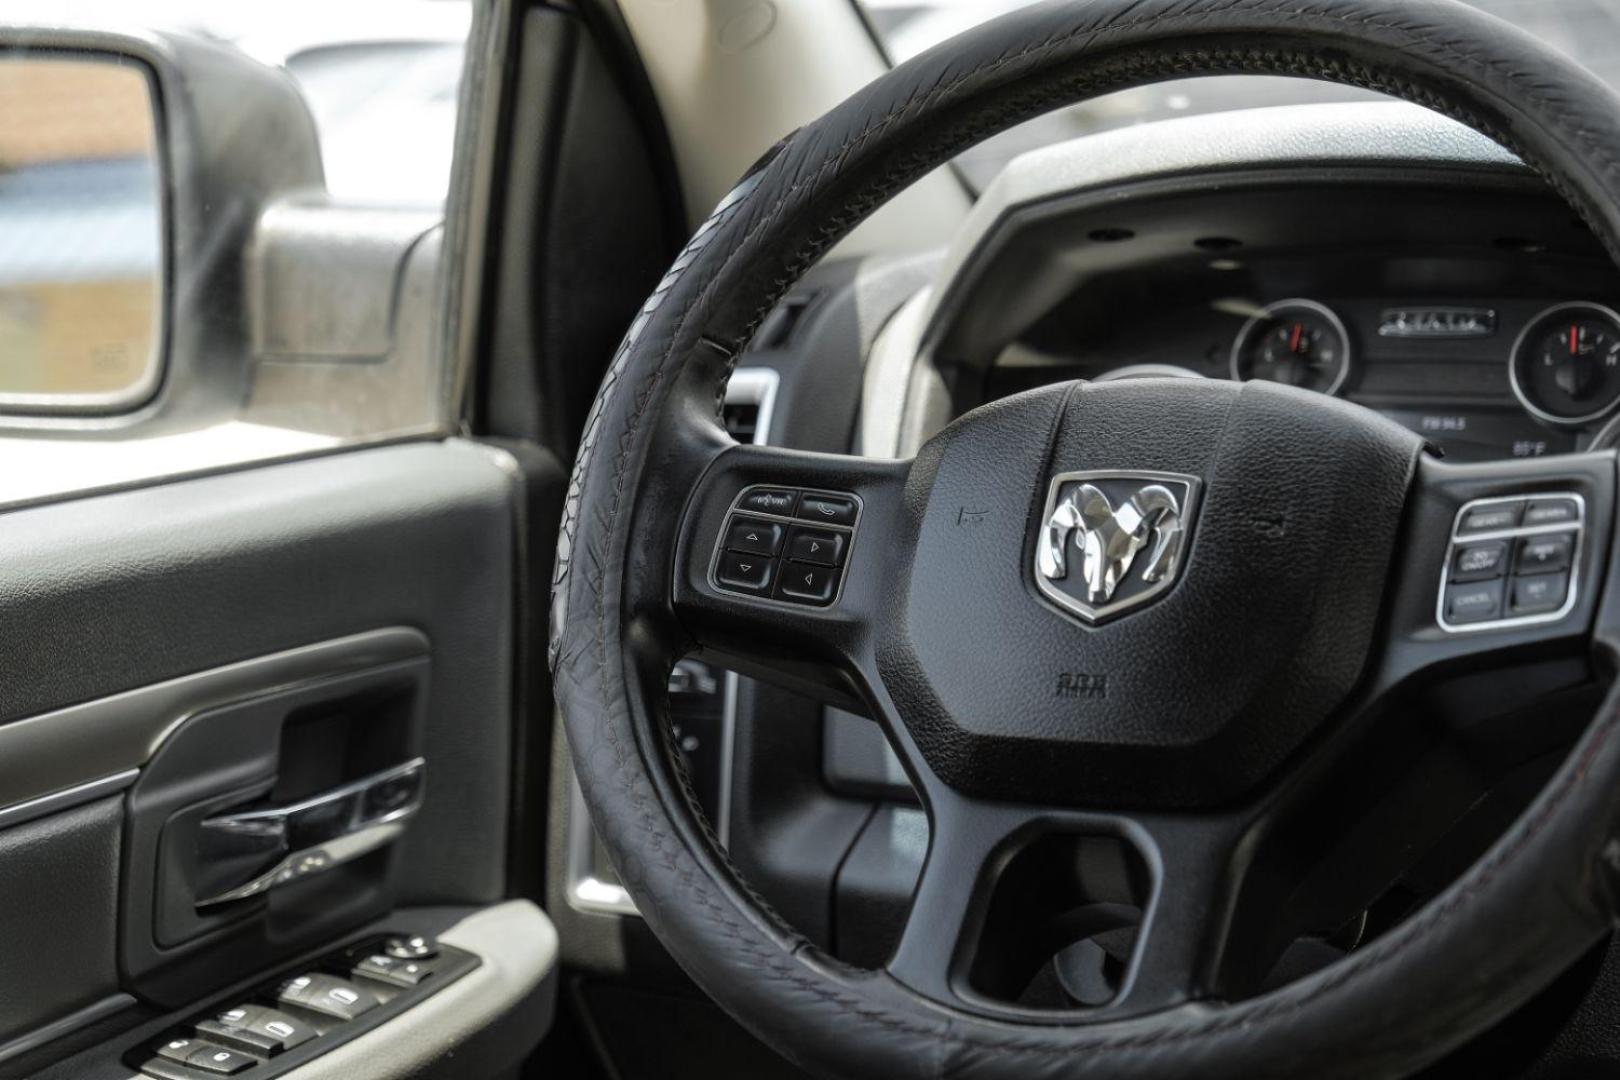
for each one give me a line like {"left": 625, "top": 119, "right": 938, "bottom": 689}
{"left": 1570, "top": 324, "right": 1580, "bottom": 355}
{"left": 1289, "top": 322, "right": 1303, "bottom": 354}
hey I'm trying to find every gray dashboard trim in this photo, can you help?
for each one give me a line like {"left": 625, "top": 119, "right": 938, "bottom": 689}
{"left": 0, "top": 628, "right": 429, "bottom": 817}
{"left": 919, "top": 101, "right": 1526, "bottom": 343}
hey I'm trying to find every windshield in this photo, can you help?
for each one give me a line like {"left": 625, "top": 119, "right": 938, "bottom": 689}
{"left": 859, "top": 0, "right": 1618, "bottom": 192}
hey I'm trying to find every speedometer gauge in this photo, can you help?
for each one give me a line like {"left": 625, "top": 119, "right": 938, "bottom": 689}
{"left": 1230, "top": 299, "right": 1352, "bottom": 396}
{"left": 1509, "top": 302, "right": 1620, "bottom": 426}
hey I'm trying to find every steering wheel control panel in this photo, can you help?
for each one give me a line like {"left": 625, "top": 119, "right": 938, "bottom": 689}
{"left": 710, "top": 485, "right": 860, "bottom": 607}
{"left": 134, "top": 934, "right": 474, "bottom": 1078}
{"left": 1437, "top": 493, "right": 1585, "bottom": 633}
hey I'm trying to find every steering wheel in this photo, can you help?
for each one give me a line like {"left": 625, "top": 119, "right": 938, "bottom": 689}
{"left": 549, "top": 1, "right": 1620, "bottom": 1076}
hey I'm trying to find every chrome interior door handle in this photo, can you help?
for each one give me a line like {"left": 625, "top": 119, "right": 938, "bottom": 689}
{"left": 194, "top": 757, "right": 425, "bottom": 908}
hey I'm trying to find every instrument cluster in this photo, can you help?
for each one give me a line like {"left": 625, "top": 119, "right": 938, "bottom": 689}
{"left": 999, "top": 295, "right": 1620, "bottom": 463}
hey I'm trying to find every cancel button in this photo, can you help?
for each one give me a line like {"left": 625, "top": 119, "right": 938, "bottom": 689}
{"left": 1445, "top": 580, "right": 1505, "bottom": 625}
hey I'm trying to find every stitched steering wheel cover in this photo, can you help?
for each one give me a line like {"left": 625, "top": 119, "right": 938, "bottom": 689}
{"left": 550, "top": 2, "right": 1620, "bottom": 1076}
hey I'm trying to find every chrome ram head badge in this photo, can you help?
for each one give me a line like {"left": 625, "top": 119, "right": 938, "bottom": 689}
{"left": 1035, "top": 471, "right": 1200, "bottom": 625}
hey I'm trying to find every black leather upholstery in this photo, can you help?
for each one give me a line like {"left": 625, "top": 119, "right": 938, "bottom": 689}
{"left": 550, "top": 2, "right": 1620, "bottom": 1075}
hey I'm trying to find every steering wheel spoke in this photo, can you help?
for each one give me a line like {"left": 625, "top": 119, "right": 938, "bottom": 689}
{"left": 883, "top": 786, "right": 1270, "bottom": 1021}
{"left": 1369, "top": 450, "right": 1615, "bottom": 690}
{"left": 670, "top": 441, "right": 911, "bottom": 710}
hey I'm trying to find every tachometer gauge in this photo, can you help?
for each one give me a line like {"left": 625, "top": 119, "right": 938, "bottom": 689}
{"left": 1230, "top": 299, "right": 1352, "bottom": 396}
{"left": 1509, "top": 302, "right": 1620, "bottom": 426}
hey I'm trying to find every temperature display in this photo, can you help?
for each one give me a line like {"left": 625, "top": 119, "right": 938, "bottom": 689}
{"left": 1509, "top": 302, "right": 1620, "bottom": 426}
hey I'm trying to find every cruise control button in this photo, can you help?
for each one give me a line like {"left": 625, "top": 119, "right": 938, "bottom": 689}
{"left": 1451, "top": 541, "right": 1507, "bottom": 582}
{"left": 779, "top": 562, "right": 839, "bottom": 604}
{"left": 716, "top": 551, "right": 775, "bottom": 594}
{"left": 1516, "top": 533, "right": 1574, "bottom": 575}
{"left": 724, "top": 516, "right": 783, "bottom": 556}
{"left": 1524, "top": 497, "right": 1580, "bottom": 527}
{"left": 786, "top": 525, "right": 847, "bottom": 566}
{"left": 738, "top": 488, "right": 798, "bottom": 516}
{"left": 796, "top": 493, "right": 857, "bottom": 526}
{"left": 184, "top": 1044, "right": 256, "bottom": 1075}
{"left": 1512, "top": 572, "right": 1570, "bottom": 615}
{"left": 1444, "top": 580, "right": 1505, "bottom": 625}
{"left": 1458, "top": 501, "right": 1523, "bottom": 535}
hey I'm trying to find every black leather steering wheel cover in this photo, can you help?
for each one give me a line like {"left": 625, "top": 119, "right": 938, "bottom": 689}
{"left": 550, "top": 2, "right": 1620, "bottom": 1076}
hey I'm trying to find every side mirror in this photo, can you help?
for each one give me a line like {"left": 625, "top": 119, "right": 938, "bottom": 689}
{"left": 0, "top": 23, "right": 454, "bottom": 467}
{"left": 0, "top": 55, "right": 163, "bottom": 411}
{"left": 0, "top": 27, "right": 326, "bottom": 428}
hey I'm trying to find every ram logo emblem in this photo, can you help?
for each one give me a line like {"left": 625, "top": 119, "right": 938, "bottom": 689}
{"left": 1035, "top": 472, "right": 1200, "bottom": 625}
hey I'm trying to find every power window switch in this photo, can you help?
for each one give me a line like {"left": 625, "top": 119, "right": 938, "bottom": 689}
{"left": 275, "top": 972, "right": 379, "bottom": 1021}
{"left": 197, "top": 1004, "right": 315, "bottom": 1056}
{"left": 355, "top": 950, "right": 435, "bottom": 987}
{"left": 183, "top": 1044, "right": 256, "bottom": 1075}
{"left": 155, "top": 1037, "right": 204, "bottom": 1065}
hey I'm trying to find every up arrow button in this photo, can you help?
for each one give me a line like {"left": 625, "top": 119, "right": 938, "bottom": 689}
{"left": 723, "top": 516, "right": 783, "bottom": 556}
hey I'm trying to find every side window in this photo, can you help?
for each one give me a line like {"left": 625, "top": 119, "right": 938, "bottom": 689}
{"left": 0, "top": 5, "right": 474, "bottom": 500}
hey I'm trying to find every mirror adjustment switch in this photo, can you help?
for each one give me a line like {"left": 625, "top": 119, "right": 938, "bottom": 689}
{"left": 197, "top": 1004, "right": 315, "bottom": 1056}
{"left": 354, "top": 951, "right": 436, "bottom": 987}
{"left": 724, "top": 516, "right": 784, "bottom": 556}
{"left": 275, "top": 972, "right": 379, "bottom": 1021}
{"left": 383, "top": 933, "right": 438, "bottom": 960}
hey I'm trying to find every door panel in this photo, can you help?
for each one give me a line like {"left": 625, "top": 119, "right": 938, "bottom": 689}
{"left": 0, "top": 439, "right": 532, "bottom": 1072}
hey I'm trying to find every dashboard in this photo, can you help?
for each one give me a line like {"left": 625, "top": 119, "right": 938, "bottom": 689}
{"left": 903, "top": 103, "right": 1620, "bottom": 466}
